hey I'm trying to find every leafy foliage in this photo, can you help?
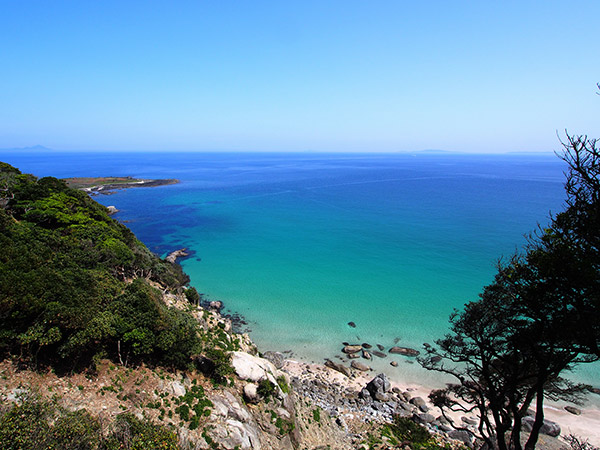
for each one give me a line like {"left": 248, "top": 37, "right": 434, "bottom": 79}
{"left": 0, "top": 396, "right": 179, "bottom": 449}
{"left": 420, "top": 125, "right": 600, "bottom": 450}
{"left": 0, "top": 163, "right": 202, "bottom": 371}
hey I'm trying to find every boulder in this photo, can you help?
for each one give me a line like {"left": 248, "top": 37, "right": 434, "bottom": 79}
{"left": 390, "top": 361, "right": 398, "bottom": 367}
{"left": 325, "top": 360, "right": 352, "bottom": 377}
{"left": 389, "top": 346, "right": 420, "bottom": 357}
{"left": 362, "top": 343, "right": 372, "bottom": 349}
{"left": 243, "top": 383, "right": 260, "bottom": 404}
{"left": 522, "top": 416, "right": 561, "bottom": 437}
{"left": 448, "top": 430, "right": 473, "bottom": 446}
{"left": 346, "top": 353, "right": 359, "bottom": 359}
{"left": 564, "top": 405, "right": 582, "bottom": 415}
{"left": 263, "top": 351, "right": 285, "bottom": 369}
{"left": 377, "top": 344, "right": 385, "bottom": 351}
{"left": 362, "top": 350, "right": 372, "bottom": 360}
{"left": 366, "top": 373, "right": 391, "bottom": 400}
{"left": 409, "top": 397, "right": 427, "bottom": 412}
{"left": 106, "top": 205, "right": 119, "bottom": 215}
{"left": 209, "top": 300, "right": 223, "bottom": 310}
{"left": 351, "top": 361, "right": 370, "bottom": 372}
{"left": 372, "top": 351, "right": 387, "bottom": 358}
{"left": 342, "top": 345, "right": 363, "bottom": 354}
{"left": 348, "top": 321, "right": 357, "bottom": 328}
{"left": 413, "top": 413, "right": 435, "bottom": 424}
{"left": 231, "top": 351, "right": 280, "bottom": 388}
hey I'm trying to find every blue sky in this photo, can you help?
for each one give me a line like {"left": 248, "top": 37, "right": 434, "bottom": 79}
{"left": 1, "top": 1, "right": 599, "bottom": 153}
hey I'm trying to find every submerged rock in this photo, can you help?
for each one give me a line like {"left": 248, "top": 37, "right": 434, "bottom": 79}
{"left": 389, "top": 346, "right": 420, "bottom": 357}
{"left": 372, "top": 351, "right": 387, "bottom": 358}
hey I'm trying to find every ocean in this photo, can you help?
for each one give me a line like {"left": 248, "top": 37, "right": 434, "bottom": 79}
{"left": 3, "top": 150, "right": 596, "bottom": 390}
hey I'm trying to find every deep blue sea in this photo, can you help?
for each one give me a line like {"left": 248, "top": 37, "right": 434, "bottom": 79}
{"left": 3, "top": 150, "right": 597, "bottom": 390}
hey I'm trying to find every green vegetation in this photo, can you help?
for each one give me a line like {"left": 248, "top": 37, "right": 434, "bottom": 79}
{"left": 365, "top": 417, "right": 456, "bottom": 450}
{"left": 276, "top": 375, "right": 290, "bottom": 394}
{"left": 0, "top": 395, "right": 179, "bottom": 450}
{"left": 311, "top": 408, "right": 321, "bottom": 423}
{"left": 173, "top": 384, "right": 213, "bottom": 430}
{"left": 0, "top": 162, "right": 231, "bottom": 376}
{"left": 257, "top": 378, "right": 276, "bottom": 402}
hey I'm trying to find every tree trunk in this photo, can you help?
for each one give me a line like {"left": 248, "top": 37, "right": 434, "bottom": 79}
{"left": 524, "top": 384, "right": 545, "bottom": 450}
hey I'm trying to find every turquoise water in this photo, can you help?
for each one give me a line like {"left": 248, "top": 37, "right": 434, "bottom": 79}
{"left": 4, "top": 151, "right": 596, "bottom": 388}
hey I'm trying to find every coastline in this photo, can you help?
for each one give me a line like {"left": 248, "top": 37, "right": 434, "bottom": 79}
{"left": 64, "top": 176, "right": 179, "bottom": 194}
{"left": 280, "top": 356, "right": 600, "bottom": 447}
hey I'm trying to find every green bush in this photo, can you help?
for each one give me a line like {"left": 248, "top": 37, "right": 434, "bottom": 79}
{"left": 257, "top": 379, "right": 276, "bottom": 402}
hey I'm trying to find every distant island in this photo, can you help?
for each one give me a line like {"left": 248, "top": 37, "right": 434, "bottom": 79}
{"left": 63, "top": 176, "right": 179, "bottom": 194}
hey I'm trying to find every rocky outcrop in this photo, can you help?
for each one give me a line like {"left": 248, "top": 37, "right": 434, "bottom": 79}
{"left": 263, "top": 351, "right": 285, "bottom": 369}
{"left": 166, "top": 248, "right": 189, "bottom": 263}
{"left": 231, "top": 351, "right": 281, "bottom": 389}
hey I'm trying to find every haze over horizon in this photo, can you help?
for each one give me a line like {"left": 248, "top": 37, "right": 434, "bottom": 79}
{"left": 1, "top": 1, "right": 599, "bottom": 154}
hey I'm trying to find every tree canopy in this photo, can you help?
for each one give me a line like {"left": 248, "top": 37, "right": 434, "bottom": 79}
{"left": 0, "top": 163, "right": 204, "bottom": 371}
{"left": 420, "top": 133, "right": 600, "bottom": 450}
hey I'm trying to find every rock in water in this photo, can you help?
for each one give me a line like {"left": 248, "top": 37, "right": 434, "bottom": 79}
{"left": 361, "top": 343, "right": 372, "bottom": 349}
{"left": 377, "top": 344, "right": 385, "bottom": 351}
{"left": 390, "top": 361, "right": 398, "bottom": 367}
{"left": 342, "top": 345, "right": 362, "bottom": 354}
{"left": 348, "top": 321, "right": 357, "bottom": 328}
{"left": 389, "top": 346, "right": 420, "bottom": 357}
{"left": 372, "top": 351, "right": 387, "bottom": 358}
{"left": 166, "top": 248, "right": 189, "bottom": 263}
{"left": 362, "top": 350, "right": 372, "bottom": 360}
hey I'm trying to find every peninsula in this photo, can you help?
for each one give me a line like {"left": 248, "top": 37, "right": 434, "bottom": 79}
{"left": 63, "top": 176, "right": 179, "bottom": 194}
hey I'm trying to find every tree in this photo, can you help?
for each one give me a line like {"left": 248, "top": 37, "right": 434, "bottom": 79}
{"left": 421, "top": 125, "right": 600, "bottom": 449}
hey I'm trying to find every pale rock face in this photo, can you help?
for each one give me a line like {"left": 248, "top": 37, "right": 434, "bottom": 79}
{"left": 211, "top": 390, "right": 252, "bottom": 423}
{"left": 207, "top": 418, "right": 261, "bottom": 450}
{"left": 170, "top": 381, "right": 186, "bottom": 397}
{"left": 231, "top": 351, "right": 281, "bottom": 387}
